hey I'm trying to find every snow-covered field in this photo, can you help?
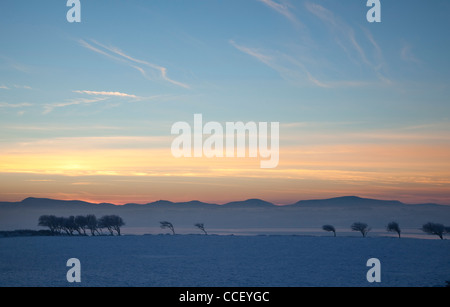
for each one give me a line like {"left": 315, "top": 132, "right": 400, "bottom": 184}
{"left": 0, "top": 235, "right": 449, "bottom": 287}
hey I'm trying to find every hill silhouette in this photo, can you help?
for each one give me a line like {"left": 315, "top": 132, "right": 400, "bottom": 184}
{"left": 2, "top": 195, "right": 434, "bottom": 208}
{"left": 291, "top": 196, "right": 405, "bottom": 207}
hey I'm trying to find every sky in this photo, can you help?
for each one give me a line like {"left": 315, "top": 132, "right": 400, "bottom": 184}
{"left": 1, "top": 0, "right": 450, "bottom": 205}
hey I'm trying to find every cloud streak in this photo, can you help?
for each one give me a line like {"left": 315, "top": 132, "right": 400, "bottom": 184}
{"left": 0, "top": 102, "right": 33, "bottom": 108}
{"left": 79, "top": 39, "right": 190, "bottom": 89}
{"left": 0, "top": 54, "right": 32, "bottom": 73}
{"left": 257, "top": 0, "right": 301, "bottom": 27}
{"left": 0, "top": 84, "right": 32, "bottom": 90}
{"left": 73, "top": 90, "right": 139, "bottom": 99}
{"left": 230, "top": 40, "right": 311, "bottom": 85}
{"left": 231, "top": 2, "right": 393, "bottom": 88}
{"left": 305, "top": 2, "right": 367, "bottom": 63}
{"left": 43, "top": 97, "right": 107, "bottom": 114}
{"left": 305, "top": 2, "right": 390, "bottom": 84}
{"left": 230, "top": 40, "right": 367, "bottom": 88}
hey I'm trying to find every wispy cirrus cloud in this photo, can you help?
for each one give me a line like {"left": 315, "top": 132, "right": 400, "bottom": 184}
{"left": 73, "top": 90, "right": 139, "bottom": 99}
{"left": 232, "top": 2, "right": 392, "bottom": 88}
{"left": 257, "top": 0, "right": 301, "bottom": 27}
{"left": 231, "top": 39, "right": 379, "bottom": 88}
{"left": 43, "top": 90, "right": 166, "bottom": 114}
{"left": 43, "top": 97, "right": 107, "bottom": 114}
{"left": 230, "top": 40, "right": 273, "bottom": 67}
{"left": 13, "top": 84, "right": 32, "bottom": 90}
{"left": 305, "top": 2, "right": 390, "bottom": 84}
{"left": 0, "top": 84, "right": 32, "bottom": 90}
{"left": 78, "top": 39, "right": 190, "bottom": 89}
{"left": 0, "top": 102, "right": 33, "bottom": 108}
{"left": 231, "top": 39, "right": 333, "bottom": 88}
{"left": 2, "top": 124, "right": 125, "bottom": 132}
{"left": 73, "top": 89, "right": 172, "bottom": 104}
{"left": 305, "top": 2, "right": 367, "bottom": 63}
{"left": 0, "top": 54, "right": 32, "bottom": 73}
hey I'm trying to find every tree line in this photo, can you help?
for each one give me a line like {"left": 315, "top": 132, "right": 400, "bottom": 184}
{"left": 160, "top": 221, "right": 207, "bottom": 235}
{"left": 38, "top": 215, "right": 124, "bottom": 236}
{"left": 322, "top": 221, "right": 450, "bottom": 239}
{"left": 38, "top": 215, "right": 449, "bottom": 239}
{"left": 159, "top": 220, "right": 450, "bottom": 239}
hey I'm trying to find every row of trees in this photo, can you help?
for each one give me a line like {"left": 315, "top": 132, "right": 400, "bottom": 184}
{"left": 38, "top": 217, "right": 206, "bottom": 236}
{"left": 322, "top": 221, "right": 450, "bottom": 239}
{"left": 38, "top": 216, "right": 448, "bottom": 239}
{"left": 38, "top": 215, "right": 125, "bottom": 236}
{"left": 160, "top": 220, "right": 449, "bottom": 239}
{"left": 162, "top": 221, "right": 450, "bottom": 239}
{"left": 322, "top": 222, "right": 373, "bottom": 238}
{"left": 160, "top": 221, "right": 207, "bottom": 235}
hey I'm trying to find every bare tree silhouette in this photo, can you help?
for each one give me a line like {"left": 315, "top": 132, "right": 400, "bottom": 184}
{"left": 322, "top": 224, "right": 336, "bottom": 237}
{"left": 86, "top": 214, "right": 99, "bottom": 236}
{"left": 75, "top": 215, "right": 88, "bottom": 236}
{"left": 38, "top": 215, "right": 59, "bottom": 235}
{"left": 421, "top": 222, "right": 446, "bottom": 240}
{"left": 98, "top": 215, "right": 125, "bottom": 236}
{"left": 386, "top": 221, "right": 401, "bottom": 238}
{"left": 195, "top": 223, "right": 208, "bottom": 235}
{"left": 351, "top": 222, "right": 371, "bottom": 237}
{"left": 39, "top": 214, "right": 124, "bottom": 236}
{"left": 160, "top": 221, "right": 175, "bottom": 235}
{"left": 63, "top": 216, "right": 77, "bottom": 236}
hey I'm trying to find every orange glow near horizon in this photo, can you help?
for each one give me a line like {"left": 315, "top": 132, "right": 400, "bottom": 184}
{"left": 1, "top": 139, "right": 450, "bottom": 205}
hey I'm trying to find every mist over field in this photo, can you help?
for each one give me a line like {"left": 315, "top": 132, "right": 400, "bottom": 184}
{"left": 1, "top": 196, "right": 449, "bottom": 238}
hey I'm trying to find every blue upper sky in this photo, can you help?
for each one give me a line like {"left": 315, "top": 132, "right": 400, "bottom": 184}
{"left": 1, "top": 0, "right": 449, "bottom": 129}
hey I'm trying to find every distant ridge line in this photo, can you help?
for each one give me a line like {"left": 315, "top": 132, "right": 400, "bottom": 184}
{"left": 0, "top": 196, "right": 446, "bottom": 208}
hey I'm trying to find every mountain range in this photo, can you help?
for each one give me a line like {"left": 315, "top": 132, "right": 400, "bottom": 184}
{"left": 0, "top": 195, "right": 443, "bottom": 208}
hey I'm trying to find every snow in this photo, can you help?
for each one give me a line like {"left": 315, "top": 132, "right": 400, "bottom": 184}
{"left": 0, "top": 235, "right": 449, "bottom": 287}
